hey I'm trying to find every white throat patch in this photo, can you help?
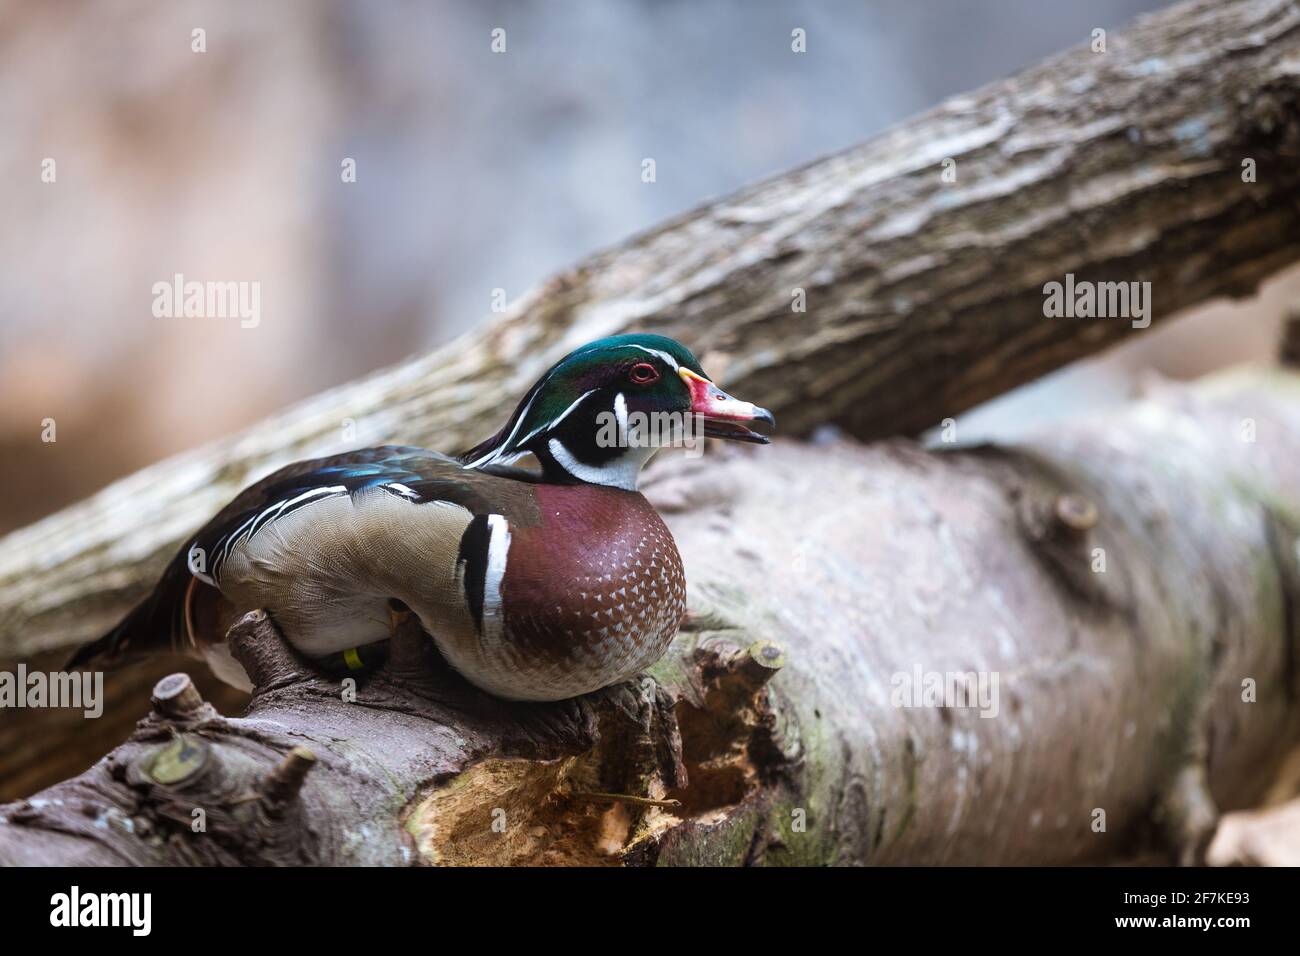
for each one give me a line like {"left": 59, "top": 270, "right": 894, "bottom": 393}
{"left": 547, "top": 437, "right": 656, "bottom": 491}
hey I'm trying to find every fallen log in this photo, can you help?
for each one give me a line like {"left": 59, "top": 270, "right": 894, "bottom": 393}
{"left": 4, "top": 368, "right": 1298, "bottom": 865}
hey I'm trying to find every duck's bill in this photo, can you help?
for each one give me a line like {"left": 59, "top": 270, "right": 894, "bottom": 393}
{"left": 702, "top": 417, "right": 773, "bottom": 444}
{"left": 680, "top": 368, "right": 776, "bottom": 444}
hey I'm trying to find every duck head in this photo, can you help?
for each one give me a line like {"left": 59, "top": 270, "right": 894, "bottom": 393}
{"left": 460, "top": 333, "right": 774, "bottom": 490}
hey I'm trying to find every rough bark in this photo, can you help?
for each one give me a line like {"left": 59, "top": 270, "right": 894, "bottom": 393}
{"left": 4, "top": 0, "right": 1300, "bottom": 665}
{"left": 4, "top": 369, "right": 1300, "bottom": 865}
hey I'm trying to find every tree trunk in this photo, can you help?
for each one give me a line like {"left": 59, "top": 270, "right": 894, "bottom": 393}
{"left": 4, "top": 369, "right": 1300, "bottom": 865}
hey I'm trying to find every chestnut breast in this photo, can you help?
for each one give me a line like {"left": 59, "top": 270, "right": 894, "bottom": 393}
{"left": 453, "top": 483, "right": 686, "bottom": 700}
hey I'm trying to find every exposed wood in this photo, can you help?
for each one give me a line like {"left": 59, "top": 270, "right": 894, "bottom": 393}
{"left": 4, "top": 368, "right": 1300, "bottom": 865}
{"left": 1209, "top": 785, "right": 1300, "bottom": 865}
{"left": 4, "top": 0, "right": 1300, "bottom": 664}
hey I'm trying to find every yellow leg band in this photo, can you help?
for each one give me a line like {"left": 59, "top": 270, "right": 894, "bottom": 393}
{"left": 343, "top": 647, "right": 363, "bottom": 671}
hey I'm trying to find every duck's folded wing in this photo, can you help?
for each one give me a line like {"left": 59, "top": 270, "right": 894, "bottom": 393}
{"left": 66, "top": 445, "right": 498, "bottom": 668}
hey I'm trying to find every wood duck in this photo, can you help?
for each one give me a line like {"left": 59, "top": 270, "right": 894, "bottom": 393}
{"left": 69, "top": 335, "right": 774, "bottom": 701}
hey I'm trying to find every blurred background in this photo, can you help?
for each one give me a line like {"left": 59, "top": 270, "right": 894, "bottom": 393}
{"left": 1, "top": 0, "right": 1297, "bottom": 537}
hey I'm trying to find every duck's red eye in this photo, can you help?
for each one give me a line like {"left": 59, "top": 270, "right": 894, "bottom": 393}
{"left": 629, "top": 362, "right": 660, "bottom": 385}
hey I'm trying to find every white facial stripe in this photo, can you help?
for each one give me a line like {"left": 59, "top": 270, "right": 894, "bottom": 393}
{"left": 463, "top": 441, "right": 510, "bottom": 470}
{"left": 482, "top": 514, "right": 511, "bottom": 645}
{"left": 615, "top": 392, "right": 628, "bottom": 434}
{"left": 516, "top": 388, "right": 597, "bottom": 448}
{"left": 462, "top": 381, "right": 546, "bottom": 469}
{"left": 465, "top": 364, "right": 607, "bottom": 470}
{"left": 564, "top": 342, "right": 681, "bottom": 371}
{"left": 614, "top": 391, "right": 644, "bottom": 446}
{"left": 627, "top": 345, "right": 679, "bottom": 370}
